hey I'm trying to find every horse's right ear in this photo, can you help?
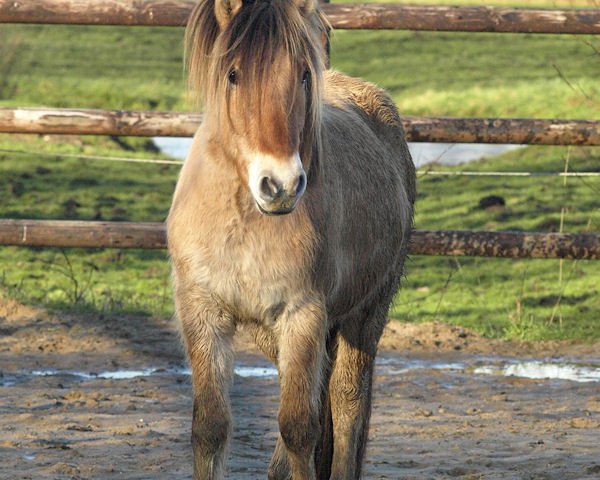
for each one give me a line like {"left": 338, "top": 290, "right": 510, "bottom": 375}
{"left": 214, "top": 0, "right": 243, "bottom": 29}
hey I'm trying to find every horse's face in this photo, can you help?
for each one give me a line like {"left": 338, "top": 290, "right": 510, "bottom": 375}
{"left": 186, "top": 0, "right": 326, "bottom": 215}
{"left": 225, "top": 55, "right": 310, "bottom": 216}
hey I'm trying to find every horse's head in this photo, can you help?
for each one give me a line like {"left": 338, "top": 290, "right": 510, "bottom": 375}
{"left": 186, "top": 0, "right": 329, "bottom": 215}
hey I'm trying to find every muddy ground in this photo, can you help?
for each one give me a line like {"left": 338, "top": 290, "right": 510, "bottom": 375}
{"left": 0, "top": 298, "right": 599, "bottom": 479}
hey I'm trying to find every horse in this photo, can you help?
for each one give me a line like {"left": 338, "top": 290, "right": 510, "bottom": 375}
{"left": 166, "top": 0, "right": 416, "bottom": 478}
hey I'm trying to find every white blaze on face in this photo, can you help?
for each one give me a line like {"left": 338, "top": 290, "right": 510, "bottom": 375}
{"left": 247, "top": 151, "right": 306, "bottom": 212}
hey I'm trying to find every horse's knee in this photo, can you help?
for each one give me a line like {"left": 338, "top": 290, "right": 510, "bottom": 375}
{"left": 329, "top": 351, "right": 375, "bottom": 424}
{"left": 331, "top": 379, "right": 363, "bottom": 409}
{"left": 192, "top": 398, "right": 230, "bottom": 456}
{"left": 278, "top": 408, "right": 319, "bottom": 455}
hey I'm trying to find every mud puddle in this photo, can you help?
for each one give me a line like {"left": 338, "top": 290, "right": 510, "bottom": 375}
{"left": 3, "top": 355, "right": 598, "bottom": 389}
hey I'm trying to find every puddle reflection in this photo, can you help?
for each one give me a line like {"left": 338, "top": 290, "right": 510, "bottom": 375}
{"left": 473, "top": 361, "right": 600, "bottom": 383}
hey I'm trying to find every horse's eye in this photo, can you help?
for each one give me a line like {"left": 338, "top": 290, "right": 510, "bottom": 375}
{"left": 228, "top": 69, "right": 238, "bottom": 85}
{"left": 302, "top": 70, "right": 310, "bottom": 87}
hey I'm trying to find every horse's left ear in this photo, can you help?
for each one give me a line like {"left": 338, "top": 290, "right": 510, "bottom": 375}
{"left": 214, "top": 0, "right": 243, "bottom": 29}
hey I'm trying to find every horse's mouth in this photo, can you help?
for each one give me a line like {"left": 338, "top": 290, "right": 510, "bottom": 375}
{"left": 256, "top": 202, "right": 295, "bottom": 216}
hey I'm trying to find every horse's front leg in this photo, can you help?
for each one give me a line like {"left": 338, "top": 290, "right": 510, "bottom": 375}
{"left": 176, "top": 288, "right": 235, "bottom": 480}
{"left": 274, "top": 298, "right": 327, "bottom": 480}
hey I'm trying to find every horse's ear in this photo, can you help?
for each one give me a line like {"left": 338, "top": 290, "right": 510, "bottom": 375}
{"left": 214, "top": 0, "right": 243, "bottom": 29}
{"left": 314, "top": 8, "right": 331, "bottom": 65}
{"left": 294, "top": 0, "right": 316, "bottom": 14}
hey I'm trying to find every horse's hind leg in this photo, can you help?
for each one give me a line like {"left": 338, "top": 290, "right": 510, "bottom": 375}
{"left": 176, "top": 289, "right": 235, "bottom": 480}
{"left": 328, "top": 307, "right": 388, "bottom": 479}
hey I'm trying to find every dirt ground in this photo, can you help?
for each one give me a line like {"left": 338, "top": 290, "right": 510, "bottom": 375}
{"left": 1, "top": 298, "right": 599, "bottom": 480}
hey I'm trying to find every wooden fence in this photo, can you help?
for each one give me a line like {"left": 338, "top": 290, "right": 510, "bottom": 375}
{"left": 1, "top": 220, "right": 598, "bottom": 260}
{"left": 2, "top": 108, "right": 599, "bottom": 145}
{"left": 1, "top": 0, "right": 600, "bottom": 33}
{"left": 1, "top": 1, "right": 599, "bottom": 259}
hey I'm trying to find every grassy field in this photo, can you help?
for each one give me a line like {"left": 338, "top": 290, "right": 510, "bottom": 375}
{"left": 1, "top": 0, "right": 599, "bottom": 341}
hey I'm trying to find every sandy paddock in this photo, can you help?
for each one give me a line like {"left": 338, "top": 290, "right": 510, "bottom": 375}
{"left": 1, "top": 298, "right": 599, "bottom": 479}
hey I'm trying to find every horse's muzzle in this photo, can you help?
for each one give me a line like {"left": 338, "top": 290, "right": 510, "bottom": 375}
{"left": 247, "top": 151, "right": 307, "bottom": 216}
{"left": 254, "top": 170, "right": 306, "bottom": 216}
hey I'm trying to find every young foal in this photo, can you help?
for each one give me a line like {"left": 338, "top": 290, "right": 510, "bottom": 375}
{"left": 167, "top": 0, "right": 416, "bottom": 478}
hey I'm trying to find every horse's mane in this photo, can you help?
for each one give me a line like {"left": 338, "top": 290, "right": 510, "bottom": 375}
{"left": 185, "top": 0, "right": 329, "bottom": 170}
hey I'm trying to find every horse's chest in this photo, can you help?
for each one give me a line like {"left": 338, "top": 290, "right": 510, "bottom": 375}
{"left": 192, "top": 226, "right": 299, "bottom": 321}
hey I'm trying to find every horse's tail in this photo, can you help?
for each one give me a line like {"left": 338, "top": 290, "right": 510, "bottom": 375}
{"left": 315, "top": 328, "right": 338, "bottom": 480}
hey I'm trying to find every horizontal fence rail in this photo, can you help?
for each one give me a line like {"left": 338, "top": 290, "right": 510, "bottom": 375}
{"left": 0, "top": 108, "right": 202, "bottom": 138}
{"left": 0, "top": 220, "right": 598, "bottom": 259}
{"left": 1, "top": 1, "right": 600, "bottom": 34}
{"left": 2, "top": 108, "right": 599, "bottom": 145}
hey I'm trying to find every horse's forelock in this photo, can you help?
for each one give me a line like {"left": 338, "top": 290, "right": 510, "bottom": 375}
{"left": 185, "top": 0, "right": 326, "bottom": 164}
{"left": 229, "top": 0, "right": 325, "bottom": 165}
{"left": 220, "top": 3, "right": 322, "bottom": 98}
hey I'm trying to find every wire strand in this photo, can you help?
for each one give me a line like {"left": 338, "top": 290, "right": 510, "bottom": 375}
{"left": 420, "top": 170, "right": 600, "bottom": 177}
{"left": 0, "top": 147, "right": 182, "bottom": 165}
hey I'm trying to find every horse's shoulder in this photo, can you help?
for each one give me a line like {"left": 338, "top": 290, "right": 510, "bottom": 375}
{"left": 323, "top": 70, "right": 402, "bottom": 129}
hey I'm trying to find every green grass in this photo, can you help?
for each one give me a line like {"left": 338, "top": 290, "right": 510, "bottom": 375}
{"left": 3, "top": 20, "right": 599, "bottom": 118}
{"left": 0, "top": 25, "right": 186, "bottom": 111}
{"left": 391, "top": 145, "right": 600, "bottom": 341}
{"left": 0, "top": 1, "right": 599, "bottom": 341}
{"left": 0, "top": 134, "right": 177, "bottom": 315}
{"left": 331, "top": 30, "right": 600, "bottom": 118}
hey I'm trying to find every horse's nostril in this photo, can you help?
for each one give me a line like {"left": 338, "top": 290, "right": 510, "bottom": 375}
{"left": 260, "top": 176, "right": 282, "bottom": 201}
{"left": 295, "top": 171, "right": 307, "bottom": 197}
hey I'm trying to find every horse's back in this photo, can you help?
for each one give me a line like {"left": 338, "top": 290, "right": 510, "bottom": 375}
{"left": 323, "top": 70, "right": 415, "bottom": 201}
{"left": 324, "top": 71, "right": 404, "bottom": 136}
{"left": 318, "top": 70, "right": 416, "bottom": 317}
